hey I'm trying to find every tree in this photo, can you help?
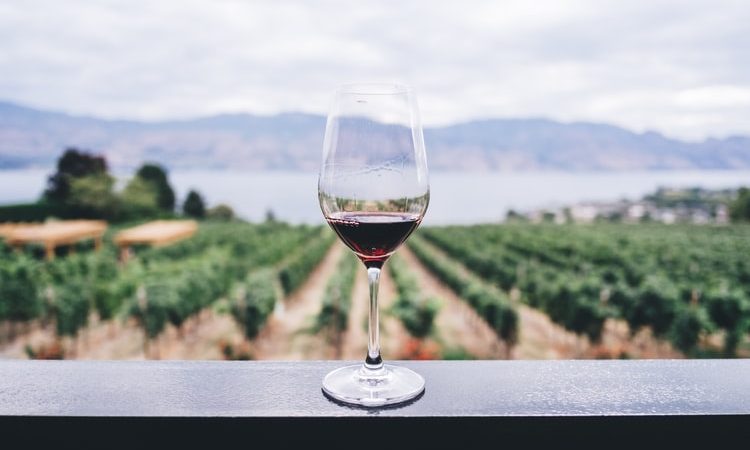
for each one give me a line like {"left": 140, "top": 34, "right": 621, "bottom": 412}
{"left": 207, "top": 204, "right": 235, "bottom": 221}
{"left": 135, "top": 164, "right": 176, "bottom": 212}
{"left": 730, "top": 187, "right": 750, "bottom": 222}
{"left": 44, "top": 148, "right": 108, "bottom": 204}
{"left": 183, "top": 190, "right": 205, "bottom": 218}
{"left": 120, "top": 176, "right": 160, "bottom": 219}
{"left": 505, "top": 209, "right": 528, "bottom": 223}
{"left": 67, "top": 174, "right": 118, "bottom": 218}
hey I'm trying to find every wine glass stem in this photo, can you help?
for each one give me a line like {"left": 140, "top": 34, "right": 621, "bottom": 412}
{"left": 365, "top": 266, "right": 384, "bottom": 370}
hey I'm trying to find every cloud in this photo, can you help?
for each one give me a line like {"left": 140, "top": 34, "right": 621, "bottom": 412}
{"left": 0, "top": 0, "right": 748, "bottom": 140}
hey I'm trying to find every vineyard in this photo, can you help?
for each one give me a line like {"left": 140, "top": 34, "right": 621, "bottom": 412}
{"left": 1, "top": 222, "right": 748, "bottom": 360}
{"left": 417, "top": 224, "right": 750, "bottom": 357}
{"left": 0, "top": 222, "right": 332, "bottom": 359}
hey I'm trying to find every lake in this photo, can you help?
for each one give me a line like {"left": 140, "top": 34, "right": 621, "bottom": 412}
{"left": 1, "top": 169, "right": 749, "bottom": 225}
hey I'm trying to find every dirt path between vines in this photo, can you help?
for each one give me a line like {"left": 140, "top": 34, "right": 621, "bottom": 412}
{"left": 252, "top": 243, "right": 344, "bottom": 360}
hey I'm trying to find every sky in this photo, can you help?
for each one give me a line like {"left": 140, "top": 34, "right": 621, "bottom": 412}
{"left": 0, "top": 0, "right": 748, "bottom": 141}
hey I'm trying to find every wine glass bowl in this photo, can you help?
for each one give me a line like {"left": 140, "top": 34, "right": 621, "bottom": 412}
{"left": 319, "top": 83, "right": 429, "bottom": 406}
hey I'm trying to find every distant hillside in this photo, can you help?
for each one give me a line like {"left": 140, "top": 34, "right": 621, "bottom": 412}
{"left": 1, "top": 100, "right": 748, "bottom": 171}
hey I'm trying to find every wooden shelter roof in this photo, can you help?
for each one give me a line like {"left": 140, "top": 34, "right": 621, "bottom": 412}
{"left": 114, "top": 220, "right": 198, "bottom": 248}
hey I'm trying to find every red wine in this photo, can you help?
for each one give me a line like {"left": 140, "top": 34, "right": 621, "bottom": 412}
{"left": 326, "top": 212, "right": 421, "bottom": 267}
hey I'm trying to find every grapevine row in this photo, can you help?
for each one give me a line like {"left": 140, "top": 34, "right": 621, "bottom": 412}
{"left": 312, "top": 251, "right": 358, "bottom": 356}
{"left": 0, "top": 223, "right": 328, "bottom": 348}
{"left": 421, "top": 225, "right": 750, "bottom": 355}
{"left": 387, "top": 253, "right": 440, "bottom": 340}
{"left": 407, "top": 236, "right": 519, "bottom": 347}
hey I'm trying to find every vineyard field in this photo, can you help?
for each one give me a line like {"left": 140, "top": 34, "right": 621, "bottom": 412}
{"left": 1, "top": 222, "right": 748, "bottom": 360}
{"left": 419, "top": 223, "right": 750, "bottom": 357}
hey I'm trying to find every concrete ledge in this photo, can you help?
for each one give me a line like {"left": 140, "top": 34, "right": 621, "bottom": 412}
{"left": 1, "top": 360, "right": 749, "bottom": 447}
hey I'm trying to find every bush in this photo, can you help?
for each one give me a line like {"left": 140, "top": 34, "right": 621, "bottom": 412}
{"left": 183, "top": 190, "right": 206, "bottom": 219}
{"left": 0, "top": 257, "right": 44, "bottom": 322}
{"left": 0, "top": 202, "right": 68, "bottom": 222}
{"left": 119, "top": 176, "right": 161, "bottom": 220}
{"left": 729, "top": 187, "right": 750, "bottom": 222}
{"left": 52, "top": 282, "right": 91, "bottom": 337}
{"left": 705, "top": 287, "right": 749, "bottom": 355}
{"left": 207, "top": 204, "right": 235, "bottom": 221}
{"left": 231, "top": 269, "right": 278, "bottom": 340}
{"left": 670, "top": 307, "right": 710, "bottom": 354}
{"left": 135, "top": 163, "right": 176, "bottom": 212}
{"left": 628, "top": 275, "right": 680, "bottom": 337}
{"left": 129, "top": 284, "right": 170, "bottom": 339}
{"left": 314, "top": 253, "right": 357, "bottom": 336}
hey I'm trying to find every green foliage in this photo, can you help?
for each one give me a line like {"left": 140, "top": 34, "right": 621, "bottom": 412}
{"left": 0, "top": 202, "right": 68, "bottom": 222}
{"left": 278, "top": 232, "right": 334, "bottom": 295}
{"left": 125, "top": 224, "right": 321, "bottom": 340}
{"left": 705, "top": 287, "right": 750, "bottom": 355}
{"left": 730, "top": 187, "right": 750, "bottom": 222}
{"left": 408, "top": 236, "right": 518, "bottom": 346}
{"left": 52, "top": 282, "right": 91, "bottom": 337}
{"left": 32, "top": 149, "right": 181, "bottom": 222}
{"left": 441, "top": 347, "right": 476, "bottom": 360}
{"left": 43, "top": 148, "right": 108, "bottom": 204}
{"left": 120, "top": 176, "right": 160, "bottom": 219}
{"left": 0, "top": 257, "right": 44, "bottom": 321}
{"left": 87, "top": 250, "right": 122, "bottom": 320}
{"left": 183, "top": 190, "right": 206, "bottom": 218}
{"left": 66, "top": 174, "right": 118, "bottom": 219}
{"left": 314, "top": 252, "right": 357, "bottom": 335}
{"left": 206, "top": 204, "right": 235, "bottom": 221}
{"left": 705, "top": 287, "right": 748, "bottom": 331}
{"left": 0, "top": 222, "right": 321, "bottom": 347}
{"left": 670, "top": 307, "right": 710, "bottom": 354}
{"left": 629, "top": 275, "right": 679, "bottom": 336}
{"left": 420, "top": 223, "right": 750, "bottom": 354}
{"left": 533, "top": 276, "right": 611, "bottom": 342}
{"left": 3, "top": 219, "right": 748, "bottom": 358}
{"left": 231, "top": 269, "right": 278, "bottom": 340}
{"left": 135, "top": 163, "right": 176, "bottom": 211}
{"left": 388, "top": 254, "right": 440, "bottom": 339}
{"left": 129, "top": 284, "right": 170, "bottom": 339}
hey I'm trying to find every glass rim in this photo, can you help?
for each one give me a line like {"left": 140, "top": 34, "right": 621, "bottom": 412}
{"left": 335, "top": 82, "right": 413, "bottom": 96}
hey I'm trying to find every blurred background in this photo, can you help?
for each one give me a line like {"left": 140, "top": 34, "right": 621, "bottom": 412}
{"left": 1, "top": 0, "right": 749, "bottom": 361}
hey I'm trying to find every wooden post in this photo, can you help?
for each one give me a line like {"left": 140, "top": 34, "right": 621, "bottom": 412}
{"left": 45, "top": 243, "right": 55, "bottom": 261}
{"left": 94, "top": 236, "right": 103, "bottom": 252}
{"left": 119, "top": 245, "right": 131, "bottom": 263}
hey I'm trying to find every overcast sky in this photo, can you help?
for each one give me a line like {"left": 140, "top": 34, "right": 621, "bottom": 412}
{"left": 0, "top": 0, "right": 748, "bottom": 140}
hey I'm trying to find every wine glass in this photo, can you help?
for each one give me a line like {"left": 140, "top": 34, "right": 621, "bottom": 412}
{"left": 318, "top": 83, "right": 429, "bottom": 406}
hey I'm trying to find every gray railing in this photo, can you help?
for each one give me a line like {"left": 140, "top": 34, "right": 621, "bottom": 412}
{"left": 1, "top": 359, "right": 749, "bottom": 447}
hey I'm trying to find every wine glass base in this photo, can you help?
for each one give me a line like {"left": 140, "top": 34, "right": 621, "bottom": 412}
{"left": 322, "top": 364, "right": 425, "bottom": 407}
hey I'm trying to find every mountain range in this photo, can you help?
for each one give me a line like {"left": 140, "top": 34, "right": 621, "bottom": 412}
{"left": 1, "top": 100, "right": 748, "bottom": 171}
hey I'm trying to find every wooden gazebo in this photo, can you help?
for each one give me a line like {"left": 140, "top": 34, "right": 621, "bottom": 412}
{"left": 2, "top": 220, "right": 108, "bottom": 260}
{"left": 114, "top": 220, "right": 198, "bottom": 261}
